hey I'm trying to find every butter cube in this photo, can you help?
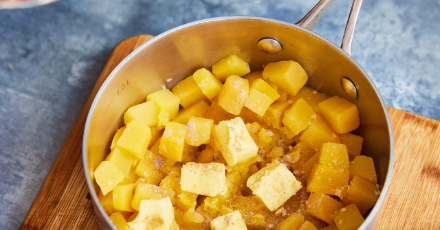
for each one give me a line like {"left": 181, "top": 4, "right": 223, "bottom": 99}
{"left": 124, "top": 101, "right": 159, "bottom": 127}
{"left": 117, "top": 120, "right": 152, "bottom": 159}
{"left": 246, "top": 160, "right": 301, "bottom": 211}
{"left": 128, "top": 197, "right": 174, "bottom": 230}
{"left": 181, "top": 162, "right": 226, "bottom": 196}
{"left": 94, "top": 161, "right": 125, "bottom": 195}
{"left": 210, "top": 211, "right": 248, "bottom": 230}
{"left": 147, "top": 89, "right": 180, "bottom": 118}
{"left": 213, "top": 117, "right": 258, "bottom": 166}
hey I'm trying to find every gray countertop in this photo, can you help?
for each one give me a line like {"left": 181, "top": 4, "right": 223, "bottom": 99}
{"left": 0, "top": 0, "right": 439, "bottom": 229}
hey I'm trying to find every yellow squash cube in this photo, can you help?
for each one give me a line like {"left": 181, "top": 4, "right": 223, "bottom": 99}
{"left": 134, "top": 158, "right": 164, "bottom": 185}
{"left": 183, "top": 208, "right": 204, "bottom": 224}
{"left": 131, "top": 182, "right": 175, "bottom": 211}
{"left": 298, "top": 221, "right": 318, "bottom": 230}
{"left": 124, "top": 101, "right": 159, "bottom": 127}
{"left": 306, "top": 192, "right": 344, "bottom": 224}
{"left": 110, "top": 127, "right": 125, "bottom": 151}
{"left": 172, "top": 75, "right": 208, "bottom": 108}
{"left": 341, "top": 176, "right": 380, "bottom": 214}
{"left": 340, "top": 133, "right": 363, "bottom": 157}
{"left": 349, "top": 156, "right": 377, "bottom": 184}
{"left": 117, "top": 120, "right": 152, "bottom": 159}
{"left": 106, "top": 147, "right": 136, "bottom": 176}
{"left": 176, "top": 191, "right": 198, "bottom": 211}
{"left": 318, "top": 143, "right": 349, "bottom": 169}
{"left": 244, "top": 89, "right": 273, "bottom": 116}
{"left": 212, "top": 54, "right": 251, "bottom": 82}
{"left": 307, "top": 164, "right": 349, "bottom": 198}
{"left": 318, "top": 96, "right": 360, "bottom": 134}
{"left": 320, "top": 224, "right": 339, "bottom": 230}
{"left": 193, "top": 68, "right": 223, "bottom": 100}
{"left": 146, "top": 89, "right": 180, "bottom": 118}
{"left": 262, "top": 101, "right": 290, "bottom": 129}
{"left": 210, "top": 211, "right": 247, "bottom": 230}
{"left": 185, "top": 116, "right": 214, "bottom": 146}
{"left": 218, "top": 75, "right": 249, "bottom": 115}
{"left": 109, "top": 212, "right": 131, "bottom": 230}
{"left": 173, "top": 100, "right": 210, "bottom": 124}
{"left": 247, "top": 160, "right": 302, "bottom": 211}
{"left": 181, "top": 162, "right": 226, "bottom": 197}
{"left": 277, "top": 213, "right": 305, "bottom": 230}
{"left": 244, "top": 70, "right": 263, "bottom": 85}
{"left": 282, "top": 98, "right": 316, "bottom": 136}
{"left": 157, "top": 110, "right": 170, "bottom": 130}
{"left": 206, "top": 99, "right": 237, "bottom": 124}
{"left": 160, "top": 122, "right": 187, "bottom": 162}
{"left": 299, "top": 115, "right": 340, "bottom": 151}
{"left": 113, "top": 183, "right": 136, "bottom": 212}
{"left": 333, "top": 204, "right": 365, "bottom": 230}
{"left": 262, "top": 60, "right": 308, "bottom": 96}
{"left": 119, "top": 169, "right": 139, "bottom": 185}
{"left": 94, "top": 161, "right": 125, "bottom": 195}
{"left": 197, "top": 144, "right": 227, "bottom": 164}
{"left": 250, "top": 78, "right": 280, "bottom": 102}
{"left": 99, "top": 190, "right": 116, "bottom": 215}
{"left": 288, "top": 86, "right": 329, "bottom": 111}
{"left": 300, "top": 152, "right": 319, "bottom": 178}
{"left": 148, "top": 126, "right": 163, "bottom": 149}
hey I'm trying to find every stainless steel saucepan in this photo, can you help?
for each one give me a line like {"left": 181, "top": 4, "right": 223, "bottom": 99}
{"left": 83, "top": 0, "right": 394, "bottom": 229}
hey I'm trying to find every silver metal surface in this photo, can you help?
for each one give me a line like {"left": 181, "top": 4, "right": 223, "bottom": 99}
{"left": 0, "top": 0, "right": 58, "bottom": 9}
{"left": 341, "top": 0, "right": 363, "bottom": 55}
{"left": 342, "top": 77, "right": 359, "bottom": 99}
{"left": 257, "top": 38, "right": 283, "bottom": 54}
{"left": 83, "top": 2, "right": 393, "bottom": 230}
{"left": 296, "top": 0, "right": 335, "bottom": 30}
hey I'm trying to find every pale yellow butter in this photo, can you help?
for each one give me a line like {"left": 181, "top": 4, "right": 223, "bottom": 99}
{"left": 213, "top": 117, "right": 258, "bottom": 166}
{"left": 210, "top": 210, "right": 248, "bottom": 230}
{"left": 247, "top": 160, "right": 302, "bottom": 211}
{"left": 181, "top": 162, "right": 226, "bottom": 197}
{"left": 127, "top": 197, "right": 174, "bottom": 230}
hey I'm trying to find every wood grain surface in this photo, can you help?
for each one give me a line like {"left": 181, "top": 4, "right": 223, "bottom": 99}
{"left": 20, "top": 35, "right": 440, "bottom": 230}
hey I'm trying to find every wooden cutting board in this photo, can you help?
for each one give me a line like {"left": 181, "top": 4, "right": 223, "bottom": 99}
{"left": 20, "top": 35, "right": 440, "bottom": 230}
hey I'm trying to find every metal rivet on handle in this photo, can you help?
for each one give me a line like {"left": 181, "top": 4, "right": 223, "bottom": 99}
{"left": 341, "top": 77, "right": 358, "bottom": 99}
{"left": 258, "top": 38, "right": 282, "bottom": 54}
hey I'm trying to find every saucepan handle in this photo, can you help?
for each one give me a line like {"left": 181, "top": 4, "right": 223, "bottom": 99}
{"left": 296, "top": 0, "right": 364, "bottom": 56}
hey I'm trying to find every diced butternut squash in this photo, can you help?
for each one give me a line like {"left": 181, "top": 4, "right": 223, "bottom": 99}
{"left": 248, "top": 214, "right": 266, "bottom": 229}
{"left": 117, "top": 120, "right": 152, "bottom": 159}
{"left": 318, "top": 96, "right": 360, "bottom": 134}
{"left": 119, "top": 169, "right": 139, "bottom": 185}
{"left": 340, "top": 133, "right": 363, "bottom": 157}
{"left": 212, "top": 55, "right": 251, "bottom": 82}
{"left": 183, "top": 208, "right": 204, "bottom": 224}
{"left": 288, "top": 86, "right": 330, "bottom": 111}
{"left": 110, "top": 127, "right": 125, "bottom": 151}
{"left": 262, "top": 60, "right": 308, "bottom": 96}
{"left": 307, "top": 164, "right": 349, "bottom": 198}
{"left": 176, "top": 191, "right": 198, "bottom": 211}
{"left": 306, "top": 192, "right": 344, "bottom": 224}
{"left": 193, "top": 68, "right": 223, "bottom": 100}
{"left": 299, "top": 115, "right": 340, "bottom": 151}
{"left": 318, "top": 143, "right": 349, "bottom": 169}
{"left": 146, "top": 89, "right": 180, "bottom": 118}
{"left": 160, "top": 122, "right": 187, "bottom": 162}
{"left": 269, "top": 146, "right": 284, "bottom": 157}
{"left": 320, "top": 224, "right": 339, "bottom": 230}
{"left": 282, "top": 98, "right": 316, "bottom": 136}
{"left": 172, "top": 75, "right": 208, "bottom": 108}
{"left": 131, "top": 182, "right": 175, "bottom": 211}
{"left": 262, "top": 101, "right": 290, "bottom": 129}
{"left": 94, "top": 161, "right": 125, "bottom": 195}
{"left": 173, "top": 100, "right": 210, "bottom": 124}
{"left": 99, "top": 190, "right": 116, "bottom": 215}
{"left": 250, "top": 78, "right": 280, "bottom": 102}
{"left": 333, "top": 204, "right": 365, "bottom": 230}
{"left": 244, "top": 71, "right": 263, "bottom": 86}
{"left": 113, "top": 183, "right": 136, "bottom": 212}
{"left": 185, "top": 116, "right": 214, "bottom": 146}
{"left": 341, "top": 176, "right": 380, "bottom": 214}
{"left": 300, "top": 152, "right": 319, "bottom": 178}
{"left": 106, "top": 147, "right": 136, "bottom": 176}
{"left": 244, "top": 89, "right": 273, "bottom": 116}
{"left": 124, "top": 101, "right": 159, "bottom": 127}
{"left": 205, "top": 98, "right": 237, "bottom": 124}
{"left": 148, "top": 126, "right": 163, "bottom": 149}
{"left": 197, "top": 144, "right": 227, "bottom": 164}
{"left": 109, "top": 212, "right": 131, "bottom": 230}
{"left": 277, "top": 213, "right": 305, "bottom": 230}
{"left": 134, "top": 158, "right": 164, "bottom": 185}
{"left": 349, "top": 156, "right": 377, "bottom": 184}
{"left": 218, "top": 75, "right": 249, "bottom": 115}
{"left": 157, "top": 110, "right": 170, "bottom": 129}
{"left": 298, "top": 221, "right": 318, "bottom": 230}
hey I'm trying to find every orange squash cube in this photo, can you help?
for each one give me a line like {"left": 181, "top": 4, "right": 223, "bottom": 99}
{"left": 262, "top": 101, "right": 290, "bottom": 129}
{"left": 172, "top": 75, "right": 208, "bottom": 108}
{"left": 185, "top": 116, "right": 214, "bottom": 146}
{"left": 282, "top": 98, "right": 316, "bottom": 136}
{"left": 160, "top": 122, "right": 187, "bottom": 162}
{"left": 288, "top": 86, "right": 330, "bottom": 111}
{"left": 193, "top": 68, "right": 223, "bottom": 100}
{"left": 262, "top": 60, "right": 308, "bottom": 96}
{"left": 250, "top": 78, "right": 280, "bottom": 102}
{"left": 307, "top": 164, "right": 349, "bottom": 198}
{"left": 306, "top": 192, "right": 344, "bottom": 224}
{"left": 341, "top": 176, "right": 380, "bottom": 214}
{"left": 333, "top": 204, "right": 365, "bottom": 230}
{"left": 340, "top": 133, "right": 363, "bottom": 157}
{"left": 131, "top": 182, "right": 175, "bottom": 211}
{"left": 298, "top": 221, "right": 318, "bottom": 230}
{"left": 318, "top": 96, "right": 360, "bottom": 134}
{"left": 299, "top": 115, "right": 340, "bottom": 151}
{"left": 349, "top": 156, "right": 377, "bottom": 184}
{"left": 172, "top": 100, "right": 210, "bottom": 125}
{"left": 318, "top": 143, "right": 349, "bottom": 169}
{"left": 212, "top": 54, "right": 250, "bottom": 82}
{"left": 146, "top": 89, "right": 180, "bottom": 118}
{"left": 244, "top": 89, "right": 274, "bottom": 116}
{"left": 218, "top": 75, "right": 249, "bottom": 115}
{"left": 277, "top": 213, "right": 305, "bottom": 230}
